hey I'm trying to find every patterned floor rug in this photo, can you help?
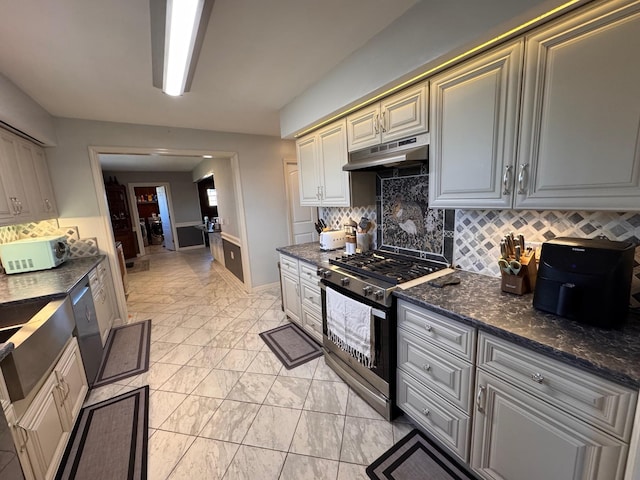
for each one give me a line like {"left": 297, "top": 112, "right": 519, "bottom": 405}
{"left": 259, "top": 323, "right": 323, "bottom": 369}
{"left": 55, "top": 386, "right": 149, "bottom": 480}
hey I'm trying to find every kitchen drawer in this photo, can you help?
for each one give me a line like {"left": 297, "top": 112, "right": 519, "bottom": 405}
{"left": 301, "top": 306, "right": 322, "bottom": 343}
{"left": 300, "top": 281, "right": 322, "bottom": 312}
{"left": 299, "top": 261, "right": 320, "bottom": 287}
{"left": 279, "top": 254, "right": 299, "bottom": 275}
{"left": 397, "top": 300, "right": 476, "bottom": 362}
{"left": 398, "top": 328, "right": 474, "bottom": 414}
{"left": 477, "top": 332, "right": 637, "bottom": 441}
{"left": 397, "top": 369, "right": 471, "bottom": 461}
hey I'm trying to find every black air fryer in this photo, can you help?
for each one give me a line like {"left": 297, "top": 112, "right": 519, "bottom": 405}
{"left": 533, "top": 237, "right": 635, "bottom": 328}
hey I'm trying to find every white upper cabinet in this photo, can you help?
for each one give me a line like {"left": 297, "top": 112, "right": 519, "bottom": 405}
{"left": 296, "top": 119, "right": 374, "bottom": 207}
{"left": 0, "top": 131, "right": 34, "bottom": 223}
{"left": 516, "top": 0, "right": 640, "bottom": 210}
{"left": 429, "top": 40, "right": 524, "bottom": 208}
{"left": 0, "top": 128, "right": 58, "bottom": 224}
{"left": 347, "top": 83, "right": 428, "bottom": 152}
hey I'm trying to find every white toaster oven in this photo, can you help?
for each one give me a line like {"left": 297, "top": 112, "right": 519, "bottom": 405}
{"left": 0, "top": 235, "right": 70, "bottom": 274}
{"left": 319, "top": 230, "right": 346, "bottom": 251}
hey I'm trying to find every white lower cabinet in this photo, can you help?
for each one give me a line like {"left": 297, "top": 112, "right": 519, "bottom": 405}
{"left": 89, "top": 258, "right": 118, "bottom": 346}
{"left": 279, "top": 253, "right": 322, "bottom": 343}
{"left": 472, "top": 369, "right": 628, "bottom": 480}
{"left": 12, "top": 338, "right": 88, "bottom": 480}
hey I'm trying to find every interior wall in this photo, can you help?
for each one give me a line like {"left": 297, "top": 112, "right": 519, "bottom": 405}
{"left": 102, "top": 170, "right": 200, "bottom": 224}
{"left": 47, "top": 117, "right": 296, "bottom": 288}
{"left": 192, "top": 158, "right": 239, "bottom": 239}
{"left": 279, "top": 0, "right": 581, "bottom": 137}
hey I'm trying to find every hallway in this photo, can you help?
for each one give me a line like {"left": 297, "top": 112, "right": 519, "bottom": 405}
{"left": 85, "top": 248, "right": 413, "bottom": 479}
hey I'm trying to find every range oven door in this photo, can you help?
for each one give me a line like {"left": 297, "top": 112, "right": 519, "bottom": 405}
{"left": 320, "top": 281, "right": 396, "bottom": 420}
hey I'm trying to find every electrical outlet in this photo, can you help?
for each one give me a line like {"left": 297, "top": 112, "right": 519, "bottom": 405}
{"left": 230, "top": 251, "right": 234, "bottom": 260}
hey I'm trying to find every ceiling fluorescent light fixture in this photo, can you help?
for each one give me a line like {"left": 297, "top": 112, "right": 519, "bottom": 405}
{"left": 151, "top": 0, "right": 215, "bottom": 96}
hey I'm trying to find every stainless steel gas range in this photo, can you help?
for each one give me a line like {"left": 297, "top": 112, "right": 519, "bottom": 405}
{"left": 319, "top": 250, "right": 453, "bottom": 420}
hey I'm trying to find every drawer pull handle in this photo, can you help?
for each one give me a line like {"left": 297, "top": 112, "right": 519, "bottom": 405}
{"left": 422, "top": 364, "right": 431, "bottom": 372}
{"left": 476, "top": 385, "right": 486, "bottom": 413}
{"left": 531, "top": 372, "right": 544, "bottom": 384}
{"left": 422, "top": 408, "right": 430, "bottom": 417}
{"left": 424, "top": 324, "right": 432, "bottom": 332}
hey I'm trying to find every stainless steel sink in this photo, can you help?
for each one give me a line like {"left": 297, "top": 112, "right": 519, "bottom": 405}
{"left": 0, "top": 297, "right": 75, "bottom": 401}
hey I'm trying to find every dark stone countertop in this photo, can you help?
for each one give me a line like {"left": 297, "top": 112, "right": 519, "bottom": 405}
{"left": 0, "top": 255, "right": 105, "bottom": 305}
{"left": 0, "top": 256, "right": 105, "bottom": 358}
{"left": 395, "top": 270, "right": 640, "bottom": 389}
{"left": 277, "top": 242, "right": 346, "bottom": 267}
{"left": 277, "top": 243, "right": 640, "bottom": 390}
{"left": 0, "top": 342, "right": 13, "bottom": 362}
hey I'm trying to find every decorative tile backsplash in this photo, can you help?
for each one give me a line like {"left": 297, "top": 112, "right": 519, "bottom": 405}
{"left": 319, "top": 205, "right": 378, "bottom": 248}
{"left": 454, "top": 209, "right": 640, "bottom": 307}
{"left": 0, "top": 220, "right": 99, "bottom": 274}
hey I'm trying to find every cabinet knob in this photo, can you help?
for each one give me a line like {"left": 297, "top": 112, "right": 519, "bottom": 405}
{"left": 422, "top": 364, "right": 431, "bottom": 372}
{"left": 422, "top": 408, "right": 430, "bottom": 417}
{"left": 424, "top": 323, "right": 432, "bottom": 332}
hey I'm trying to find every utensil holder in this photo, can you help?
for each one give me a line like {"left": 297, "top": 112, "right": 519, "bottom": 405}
{"left": 500, "top": 250, "right": 537, "bottom": 295}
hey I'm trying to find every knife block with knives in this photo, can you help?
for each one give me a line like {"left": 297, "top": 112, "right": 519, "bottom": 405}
{"left": 499, "top": 233, "right": 538, "bottom": 295}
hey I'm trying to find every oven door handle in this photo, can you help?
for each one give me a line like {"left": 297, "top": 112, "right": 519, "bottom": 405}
{"left": 321, "top": 283, "right": 387, "bottom": 319}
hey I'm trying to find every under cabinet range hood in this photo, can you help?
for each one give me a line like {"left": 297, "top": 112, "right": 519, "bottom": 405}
{"left": 344, "top": 133, "right": 429, "bottom": 171}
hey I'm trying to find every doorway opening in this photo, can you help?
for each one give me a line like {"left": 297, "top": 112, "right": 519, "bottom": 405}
{"left": 128, "top": 183, "right": 176, "bottom": 257}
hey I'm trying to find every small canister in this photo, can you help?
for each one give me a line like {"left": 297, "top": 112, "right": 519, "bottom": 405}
{"left": 345, "top": 234, "right": 356, "bottom": 255}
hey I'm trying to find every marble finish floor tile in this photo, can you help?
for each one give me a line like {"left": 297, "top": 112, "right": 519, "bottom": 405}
{"left": 280, "top": 454, "right": 339, "bottom": 480}
{"left": 159, "top": 395, "right": 222, "bottom": 435}
{"left": 168, "top": 438, "right": 238, "bottom": 480}
{"left": 147, "top": 430, "right": 195, "bottom": 480}
{"left": 304, "top": 380, "right": 349, "bottom": 415}
{"left": 200, "top": 400, "right": 261, "bottom": 443}
{"left": 149, "top": 390, "right": 188, "bottom": 429}
{"left": 186, "top": 346, "right": 230, "bottom": 368}
{"left": 159, "top": 365, "right": 212, "bottom": 394}
{"left": 245, "top": 351, "right": 283, "bottom": 375}
{"left": 346, "top": 388, "right": 386, "bottom": 420}
{"left": 290, "top": 410, "right": 345, "bottom": 460}
{"left": 182, "top": 327, "right": 221, "bottom": 346}
{"left": 226, "top": 372, "right": 277, "bottom": 403}
{"left": 314, "top": 358, "right": 345, "bottom": 382}
{"left": 191, "top": 369, "right": 242, "bottom": 398}
{"left": 337, "top": 461, "right": 369, "bottom": 480}
{"left": 264, "top": 376, "right": 311, "bottom": 409}
{"left": 233, "top": 331, "right": 267, "bottom": 351}
{"left": 150, "top": 341, "right": 178, "bottom": 363}
{"left": 157, "top": 326, "right": 199, "bottom": 344}
{"left": 158, "top": 344, "right": 203, "bottom": 365}
{"left": 243, "top": 405, "right": 301, "bottom": 451}
{"left": 277, "top": 357, "right": 319, "bottom": 379}
{"left": 127, "top": 362, "right": 182, "bottom": 389}
{"left": 223, "top": 445, "right": 286, "bottom": 480}
{"left": 340, "top": 416, "right": 394, "bottom": 465}
{"left": 216, "top": 349, "right": 258, "bottom": 371}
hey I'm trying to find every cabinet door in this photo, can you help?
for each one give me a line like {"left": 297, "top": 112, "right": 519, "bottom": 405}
{"left": 15, "top": 140, "right": 46, "bottom": 221}
{"left": 380, "top": 83, "right": 428, "bottom": 143}
{"left": 55, "top": 338, "right": 88, "bottom": 429}
{"left": 296, "top": 135, "right": 321, "bottom": 206}
{"left": 472, "top": 370, "right": 627, "bottom": 480}
{"left": 317, "top": 120, "right": 350, "bottom": 206}
{"left": 346, "top": 103, "right": 380, "bottom": 152}
{"left": 281, "top": 271, "right": 301, "bottom": 326}
{"left": 31, "top": 147, "right": 58, "bottom": 218}
{"left": 516, "top": 0, "right": 640, "bottom": 210}
{"left": 0, "top": 132, "right": 33, "bottom": 222}
{"left": 17, "top": 374, "right": 68, "bottom": 480}
{"left": 429, "top": 41, "right": 523, "bottom": 208}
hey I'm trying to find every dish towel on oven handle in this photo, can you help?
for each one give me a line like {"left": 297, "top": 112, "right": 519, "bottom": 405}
{"left": 326, "top": 287, "right": 375, "bottom": 368}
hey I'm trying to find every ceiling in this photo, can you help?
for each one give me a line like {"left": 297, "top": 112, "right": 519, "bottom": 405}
{"left": 0, "top": 0, "right": 418, "bottom": 138}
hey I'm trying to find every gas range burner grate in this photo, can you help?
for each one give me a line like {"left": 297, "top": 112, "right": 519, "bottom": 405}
{"left": 330, "top": 251, "right": 448, "bottom": 285}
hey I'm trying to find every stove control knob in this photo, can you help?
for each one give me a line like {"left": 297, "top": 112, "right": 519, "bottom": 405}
{"left": 321, "top": 270, "right": 332, "bottom": 279}
{"left": 340, "top": 277, "right": 350, "bottom": 287}
{"left": 362, "top": 286, "right": 373, "bottom": 296}
{"left": 374, "top": 290, "right": 384, "bottom": 300}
